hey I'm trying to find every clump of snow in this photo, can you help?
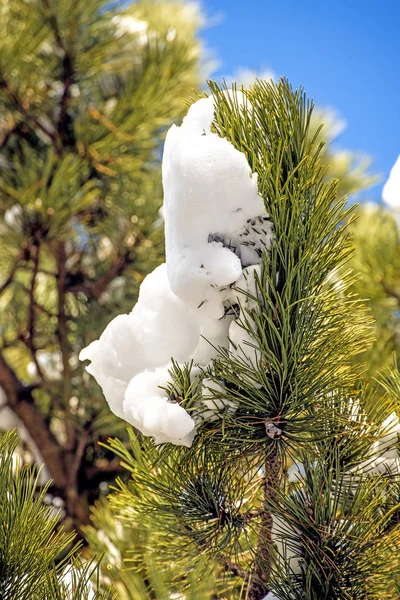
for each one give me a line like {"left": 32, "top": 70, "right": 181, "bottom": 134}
{"left": 382, "top": 155, "right": 400, "bottom": 209}
{"left": 81, "top": 92, "right": 274, "bottom": 446}
{"left": 193, "top": 316, "right": 234, "bottom": 365}
{"left": 79, "top": 262, "right": 235, "bottom": 444}
{"left": 229, "top": 320, "right": 260, "bottom": 366}
{"left": 232, "top": 264, "right": 262, "bottom": 312}
{"left": 124, "top": 366, "right": 196, "bottom": 447}
{"left": 163, "top": 93, "right": 273, "bottom": 319}
{"left": 80, "top": 264, "right": 230, "bottom": 425}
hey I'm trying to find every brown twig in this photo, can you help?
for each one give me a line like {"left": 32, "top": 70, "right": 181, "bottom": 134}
{"left": 222, "top": 558, "right": 249, "bottom": 580}
{"left": 55, "top": 241, "right": 75, "bottom": 450}
{"left": 68, "top": 426, "right": 91, "bottom": 486}
{"left": 243, "top": 508, "right": 265, "bottom": 522}
{"left": 58, "top": 51, "right": 76, "bottom": 148}
{"left": 41, "top": 0, "right": 76, "bottom": 149}
{"left": 12, "top": 279, "right": 56, "bottom": 318}
{"left": 64, "top": 419, "right": 95, "bottom": 530}
{"left": 248, "top": 446, "right": 281, "bottom": 600}
{"left": 26, "top": 243, "right": 45, "bottom": 380}
{"left": 66, "top": 252, "right": 130, "bottom": 299}
{"left": 0, "top": 76, "right": 59, "bottom": 148}
{"left": 0, "top": 351, "right": 67, "bottom": 488}
{"left": 0, "top": 253, "right": 22, "bottom": 295}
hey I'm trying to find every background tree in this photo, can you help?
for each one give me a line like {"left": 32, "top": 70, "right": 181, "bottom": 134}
{"left": 348, "top": 198, "right": 400, "bottom": 381}
{"left": 0, "top": 0, "right": 205, "bottom": 532}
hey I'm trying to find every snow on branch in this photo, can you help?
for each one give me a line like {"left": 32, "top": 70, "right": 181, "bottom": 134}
{"left": 80, "top": 91, "right": 274, "bottom": 446}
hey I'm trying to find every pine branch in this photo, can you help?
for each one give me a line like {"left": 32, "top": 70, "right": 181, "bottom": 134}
{"left": 41, "top": 0, "right": 76, "bottom": 149}
{"left": 0, "top": 252, "right": 22, "bottom": 294}
{"left": 0, "top": 351, "right": 67, "bottom": 489}
{"left": 0, "top": 75, "right": 59, "bottom": 147}
{"left": 0, "top": 431, "right": 111, "bottom": 599}
{"left": 0, "top": 348, "right": 90, "bottom": 529}
{"left": 27, "top": 243, "right": 45, "bottom": 380}
{"left": 55, "top": 241, "right": 74, "bottom": 450}
{"left": 66, "top": 251, "right": 131, "bottom": 299}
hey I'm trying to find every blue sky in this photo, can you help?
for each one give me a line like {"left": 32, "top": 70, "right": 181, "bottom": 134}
{"left": 200, "top": 0, "right": 400, "bottom": 202}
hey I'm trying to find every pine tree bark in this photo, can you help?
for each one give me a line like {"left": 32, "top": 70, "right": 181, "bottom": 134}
{"left": 248, "top": 445, "right": 281, "bottom": 600}
{"left": 0, "top": 353, "right": 68, "bottom": 489}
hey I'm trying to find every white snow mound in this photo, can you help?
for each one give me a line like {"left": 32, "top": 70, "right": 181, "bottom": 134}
{"left": 81, "top": 91, "right": 275, "bottom": 447}
{"left": 163, "top": 93, "right": 273, "bottom": 319}
{"left": 124, "top": 366, "right": 196, "bottom": 447}
{"left": 80, "top": 264, "right": 230, "bottom": 442}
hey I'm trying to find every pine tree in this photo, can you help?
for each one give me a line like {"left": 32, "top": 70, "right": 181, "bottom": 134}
{"left": 82, "top": 79, "right": 400, "bottom": 599}
{"left": 0, "top": 0, "right": 204, "bottom": 532}
{"left": 0, "top": 430, "right": 112, "bottom": 599}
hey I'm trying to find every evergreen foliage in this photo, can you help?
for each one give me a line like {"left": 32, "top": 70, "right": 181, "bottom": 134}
{"left": 102, "top": 80, "right": 400, "bottom": 599}
{"left": 0, "top": 430, "right": 111, "bottom": 599}
{"left": 84, "top": 468, "right": 232, "bottom": 599}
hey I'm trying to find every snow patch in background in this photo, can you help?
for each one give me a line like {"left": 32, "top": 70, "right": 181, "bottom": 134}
{"left": 383, "top": 155, "right": 400, "bottom": 209}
